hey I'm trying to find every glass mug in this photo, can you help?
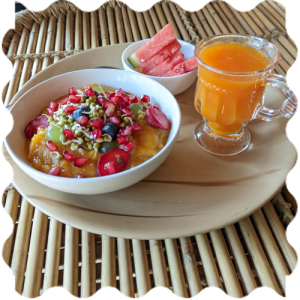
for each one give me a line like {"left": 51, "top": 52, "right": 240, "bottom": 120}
{"left": 194, "top": 34, "right": 297, "bottom": 155}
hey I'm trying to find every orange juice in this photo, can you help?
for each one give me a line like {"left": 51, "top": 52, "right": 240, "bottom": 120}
{"left": 194, "top": 43, "right": 269, "bottom": 134}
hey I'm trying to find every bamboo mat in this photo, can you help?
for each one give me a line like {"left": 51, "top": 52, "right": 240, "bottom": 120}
{"left": 1, "top": 0, "right": 297, "bottom": 298}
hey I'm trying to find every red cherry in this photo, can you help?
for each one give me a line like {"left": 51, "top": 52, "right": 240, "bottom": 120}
{"left": 77, "top": 116, "right": 89, "bottom": 126}
{"left": 63, "top": 129, "right": 75, "bottom": 140}
{"left": 141, "top": 94, "right": 150, "bottom": 103}
{"left": 90, "top": 128, "right": 102, "bottom": 140}
{"left": 132, "top": 123, "right": 142, "bottom": 132}
{"left": 109, "top": 116, "right": 121, "bottom": 125}
{"left": 117, "top": 134, "right": 129, "bottom": 145}
{"left": 47, "top": 108, "right": 54, "bottom": 116}
{"left": 49, "top": 101, "right": 59, "bottom": 111}
{"left": 85, "top": 87, "right": 95, "bottom": 97}
{"left": 74, "top": 157, "right": 88, "bottom": 168}
{"left": 64, "top": 106, "right": 77, "bottom": 115}
{"left": 48, "top": 167, "right": 61, "bottom": 176}
{"left": 104, "top": 161, "right": 116, "bottom": 174}
{"left": 68, "top": 87, "right": 77, "bottom": 96}
{"left": 130, "top": 96, "right": 139, "bottom": 103}
{"left": 74, "top": 174, "right": 86, "bottom": 178}
{"left": 63, "top": 151, "right": 76, "bottom": 162}
{"left": 25, "top": 115, "right": 49, "bottom": 139}
{"left": 145, "top": 106, "right": 171, "bottom": 130}
{"left": 123, "top": 141, "right": 135, "bottom": 152}
{"left": 89, "top": 118, "right": 104, "bottom": 129}
{"left": 69, "top": 95, "right": 82, "bottom": 104}
{"left": 46, "top": 141, "right": 58, "bottom": 151}
{"left": 120, "top": 107, "right": 132, "bottom": 117}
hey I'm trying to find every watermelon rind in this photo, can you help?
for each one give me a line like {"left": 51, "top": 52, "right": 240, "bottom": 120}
{"left": 127, "top": 53, "right": 141, "bottom": 68}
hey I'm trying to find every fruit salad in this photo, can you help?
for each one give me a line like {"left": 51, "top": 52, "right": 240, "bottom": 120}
{"left": 25, "top": 84, "right": 171, "bottom": 178}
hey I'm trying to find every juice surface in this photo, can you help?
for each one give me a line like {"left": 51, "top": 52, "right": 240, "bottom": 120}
{"left": 195, "top": 43, "right": 269, "bottom": 134}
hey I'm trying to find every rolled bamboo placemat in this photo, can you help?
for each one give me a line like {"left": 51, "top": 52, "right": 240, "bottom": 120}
{"left": 121, "top": 5, "right": 133, "bottom": 43}
{"left": 189, "top": 12, "right": 208, "bottom": 39}
{"left": 42, "top": 15, "right": 57, "bottom": 69}
{"left": 99, "top": 7, "right": 109, "bottom": 46}
{"left": 202, "top": 6, "right": 222, "bottom": 35}
{"left": 267, "top": 0, "right": 285, "bottom": 18}
{"left": 115, "top": 5, "right": 126, "bottom": 43}
{"left": 205, "top": 3, "right": 230, "bottom": 34}
{"left": 74, "top": 9, "right": 82, "bottom": 51}
{"left": 135, "top": 12, "right": 149, "bottom": 40}
{"left": 91, "top": 11, "right": 99, "bottom": 48}
{"left": 161, "top": 1, "right": 181, "bottom": 39}
{"left": 107, "top": 5, "right": 118, "bottom": 45}
{"left": 54, "top": 12, "right": 66, "bottom": 61}
{"left": 148, "top": 7, "right": 162, "bottom": 33}
{"left": 142, "top": 11, "right": 156, "bottom": 38}
{"left": 65, "top": 10, "right": 74, "bottom": 51}
{"left": 195, "top": 10, "right": 214, "bottom": 37}
{"left": 154, "top": 2, "right": 168, "bottom": 27}
{"left": 126, "top": 6, "right": 141, "bottom": 42}
{"left": 259, "top": 2, "right": 285, "bottom": 29}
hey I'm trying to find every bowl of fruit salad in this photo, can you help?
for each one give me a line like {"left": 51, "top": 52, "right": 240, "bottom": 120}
{"left": 5, "top": 68, "right": 180, "bottom": 195}
{"left": 121, "top": 23, "right": 198, "bottom": 95}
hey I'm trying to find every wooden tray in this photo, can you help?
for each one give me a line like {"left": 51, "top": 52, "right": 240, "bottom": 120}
{"left": 5, "top": 43, "right": 296, "bottom": 240}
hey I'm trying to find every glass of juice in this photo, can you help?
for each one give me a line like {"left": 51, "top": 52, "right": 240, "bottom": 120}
{"left": 194, "top": 34, "right": 297, "bottom": 155}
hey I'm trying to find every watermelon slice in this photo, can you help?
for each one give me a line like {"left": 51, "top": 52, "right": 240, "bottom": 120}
{"left": 127, "top": 23, "right": 176, "bottom": 68}
{"left": 146, "top": 52, "right": 184, "bottom": 77}
{"left": 162, "top": 56, "right": 198, "bottom": 77}
{"left": 134, "top": 40, "right": 181, "bottom": 74}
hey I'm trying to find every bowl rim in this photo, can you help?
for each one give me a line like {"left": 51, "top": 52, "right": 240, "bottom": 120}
{"left": 121, "top": 38, "right": 197, "bottom": 79}
{"left": 5, "top": 68, "right": 181, "bottom": 183}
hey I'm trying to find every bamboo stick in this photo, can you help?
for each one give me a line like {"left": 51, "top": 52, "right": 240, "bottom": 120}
{"left": 82, "top": 12, "right": 91, "bottom": 50}
{"left": 179, "top": 237, "right": 202, "bottom": 296}
{"left": 1, "top": 191, "right": 6, "bottom": 207}
{"left": 267, "top": 0, "right": 285, "bottom": 18}
{"left": 101, "top": 235, "right": 116, "bottom": 287}
{"left": 63, "top": 225, "right": 79, "bottom": 296}
{"left": 2, "top": 189, "right": 20, "bottom": 265}
{"left": 18, "top": 22, "right": 39, "bottom": 89}
{"left": 132, "top": 239, "right": 151, "bottom": 296}
{"left": 211, "top": 1, "right": 237, "bottom": 33}
{"left": 117, "top": 238, "right": 135, "bottom": 297}
{"left": 282, "top": 185, "right": 297, "bottom": 215}
{"left": 107, "top": 5, "right": 117, "bottom": 45}
{"left": 216, "top": 1, "right": 246, "bottom": 34}
{"left": 154, "top": 3, "right": 168, "bottom": 27}
{"left": 251, "top": 210, "right": 289, "bottom": 291}
{"left": 274, "top": 1, "right": 285, "bottom": 11}
{"left": 260, "top": 1, "right": 285, "bottom": 28}
{"left": 121, "top": 5, "right": 133, "bottom": 42}
{"left": 54, "top": 13, "right": 66, "bottom": 62}
{"left": 81, "top": 231, "right": 96, "bottom": 297}
{"left": 223, "top": 225, "right": 257, "bottom": 294}
{"left": 262, "top": 202, "right": 297, "bottom": 272}
{"left": 195, "top": 234, "right": 223, "bottom": 289}
{"left": 136, "top": 12, "right": 149, "bottom": 40}
{"left": 168, "top": 2, "right": 190, "bottom": 41}
{"left": 115, "top": 6, "right": 126, "bottom": 43}
{"left": 195, "top": 10, "right": 214, "bottom": 37}
{"left": 65, "top": 10, "right": 74, "bottom": 51}
{"left": 275, "top": 64, "right": 285, "bottom": 76}
{"left": 43, "top": 218, "right": 62, "bottom": 292}
{"left": 22, "top": 209, "right": 48, "bottom": 298}
{"left": 91, "top": 11, "right": 99, "bottom": 48}
{"left": 10, "top": 199, "right": 34, "bottom": 294}
{"left": 164, "top": 239, "right": 188, "bottom": 297}
{"left": 271, "top": 193, "right": 294, "bottom": 227}
{"left": 99, "top": 7, "right": 109, "bottom": 46}
{"left": 239, "top": 11, "right": 262, "bottom": 36}
{"left": 161, "top": 1, "right": 181, "bottom": 39}
{"left": 31, "top": 18, "right": 47, "bottom": 78}
{"left": 7, "top": 32, "right": 20, "bottom": 56}
{"left": 74, "top": 9, "right": 82, "bottom": 51}
{"left": 209, "top": 230, "right": 243, "bottom": 297}
{"left": 127, "top": 7, "right": 141, "bottom": 42}
{"left": 190, "top": 12, "right": 208, "bottom": 39}
{"left": 142, "top": 11, "right": 156, "bottom": 38}
{"left": 42, "top": 15, "right": 57, "bottom": 69}
{"left": 257, "top": 3, "right": 285, "bottom": 32}
{"left": 205, "top": 3, "right": 230, "bottom": 34}
{"left": 149, "top": 240, "right": 170, "bottom": 288}
{"left": 238, "top": 217, "right": 282, "bottom": 294}
{"left": 202, "top": 6, "right": 222, "bottom": 35}
{"left": 149, "top": 7, "right": 162, "bottom": 33}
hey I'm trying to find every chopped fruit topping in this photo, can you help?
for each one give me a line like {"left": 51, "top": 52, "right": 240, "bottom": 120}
{"left": 45, "top": 125, "right": 62, "bottom": 144}
{"left": 115, "top": 88, "right": 124, "bottom": 96}
{"left": 90, "top": 128, "right": 102, "bottom": 140}
{"left": 111, "top": 96, "right": 126, "bottom": 107}
{"left": 119, "top": 126, "right": 133, "bottom": 136}
{"left": 74, "top": 174, "right": 86, "bottom": 178}
{"left": 64, "top": 106, "right": 77, "bottom": 115}
{"left": 146, "top": 105, "right": 171, "bottom": 129}
{"left": 130, "top": 96, "right": 139, "bottom": 103}
{"left": 72, "top": 106, "right": 90, "bottom": 121}
{"left": 97, "top": 149, "right": 129, "bottom": 176}
{"left": 100, "top": 140, "right": 118, "bottom": 153}
{"left": 97, "top": 96, "right": 108, "bottom": 106}
{"left": 85, "top": 87, "right": 95, "bottom": 97}
{"left": 105, "top": 104, "right": 116, "bottom": 117}
{"left": 109, "top": 116, "right": 121, "bottom": 125}
{"left": 141, "top": 94, "right": 150, "bottom": 103}
{"left": 55, "top": 95, "right": 70, "bottom": 105}
{"left": 77, "top": 116, "right": 89, "bottom": 126}
{"left": 123, "top": 141, "right": 135, "bottom": 152}
{"left": 48, "top": 167, "right": 61, "bottom": 176}
{"left": 129, "top": 103, "right": 143, "bottom": 116}
{"left": 49, "top": 101, "right": 59, "bottom": 111}
{"left": 101, "top": 122, "right": 119, "bottom": 140}
{"left": 121, "top": 107, "right": 132, "bottom": 117}
{"left": 46, "top": 140, "right": 58, "bottom": 151}
{"left": 63, "top": 151, "right": 76, "bottom": 161}
{"left": 69, "top": 95, "right": 82, "bottom": 104}
{"left": 121, "top": 94, "right": 130, "bottom": 102}
{"left": 104, "top": 161, "right": 116, "bottom": 174}
{"left": 89, "top": 118, "right": 104, "bottom": 129}
{"left": 117, "top": 134, "right": 129, "bottom": 145}
{"left": 74, "top": 157, "right": 88, "bottom": 167}
{"left": 25, "top": 115, "right": 49, "bottom": 139}
{"left": 103, "top": 102, "right": 112, "bottom": 109}
{"left": 47, "top": 108, "right": 55, "bottom": 116}
{"left": 68, "top": 87, "right": 77, "bottom": 96}
{"left": 63, "top": 129, "right": 75, "bottom": 140}
{"left": 132, "top": 123, "right": 142, "bottom": 132}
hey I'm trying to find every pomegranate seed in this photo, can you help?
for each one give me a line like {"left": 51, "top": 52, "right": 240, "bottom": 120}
{"left": 64, "top": 106, "right": 77, "bottom": 115}
{"left": 122, "top": 94, "right": 130, "bottom": 101}
{"left": 68, "top": 87, "right": 77, "bottom": 96}
{"left": 63, "top": 129, "right": 75, "bottom": 140}
{"left": 74, "top": 157, "right": 88, "bottom": 168}
{"left": 85, "top": 87, "right": 95, "bottom": 97}
{"left": 90, "top": 128, "right": 102, "bottom": 140}
{"left": 111, "top": 96, "right": 126, "bottom": 107}
{"left": 89, "top": 118, "right": 104, "bottom": 129}
{"left": 109, "top": 93, "right": 116, "bottom": 100}
{"left": 97, "top": 96, "right": 108, "bottom": 106}
{"left": 103, "top": 102, "right": 112, "bottom": 109}
{"left": 47, "top": 108, "right": 54, "bottom": 116}
{"left": 123, "top": 141, "right": 135, "bottom": 152}
{"left": 115, "top": 88, "right": 124, "bottom": 96}
{"left": 109, "top": 116, "right": 121, "bottom": 125}
{"left": 25, "top": 116, "right": 49, "bottom": 139}
{"left": 104, "top": 161, "right": 116, "bottom": 174}
{"left": 141, "top": 94, "right": 150, "bottom": 103}
{"left": 132, "top": 123, "right": 142, "bottom": 132}
{"left": 77, "top": 116, "right": 89, "bottom": 126}
{"left": 46, "top": 141, "right": 58, "bottom": 151}
{"left": 63, "top": 151, "right": 76, "bottom": 162}
{"left": 117, "top": 134, "right": 129, "bottom": 145}
{"left": 48, "top": 167, "right": 61, "bottom": 176}
{"left": 49, "top": 101, "right": 59, "bottom": 111}
{"left": 120, "top": 107, "right": 132, "bottom": 117}
{"left": 55, "top": 95, "right": 70, "bottom": 105}
{"left": 119, "top": 126, "right": 133, "bottom": 136}
{"left": 105, "top": 104, "right": 116, "bottom": 117}
{"left": 74, "top": 174, "right": 86, "bottom": 178}
{"left": 69, "top": 95, "right": 82, "bottom": 104}
{"left": 130, "top": 96, "right": 139, "bottom": 103}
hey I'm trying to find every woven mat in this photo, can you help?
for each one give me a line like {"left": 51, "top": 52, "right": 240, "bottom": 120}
{"left": 2, "top": 1, "right": 297, "bottom": 298}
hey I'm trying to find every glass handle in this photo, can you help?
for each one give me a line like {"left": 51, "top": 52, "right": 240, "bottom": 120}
{"left": 255, "top": 74, "right": 298, "bottom": 122}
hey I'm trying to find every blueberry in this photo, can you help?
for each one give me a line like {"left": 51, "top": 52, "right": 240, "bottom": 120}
{"left": 72, "top": 106, "right": 91, "bottom": 121}
{"left": 101, "top": 122, "right": 119, "bottom": 140}
{"left": 94, "top": 91, "right": 99, "bottom": 97}
{"left": 100, "top": 140, "right": 118, "bottom": 153}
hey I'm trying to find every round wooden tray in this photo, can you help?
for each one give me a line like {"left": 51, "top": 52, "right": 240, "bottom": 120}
{"left": 5, "top": 43, "right": 296, "bottom": 240}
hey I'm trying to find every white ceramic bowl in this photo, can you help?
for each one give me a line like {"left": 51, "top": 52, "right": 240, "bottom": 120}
{"left": 5, "top": 69, "right": 181, "bottom": 195}
{"left": 122, "top": 39, "right": 197, "bottom": 95}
